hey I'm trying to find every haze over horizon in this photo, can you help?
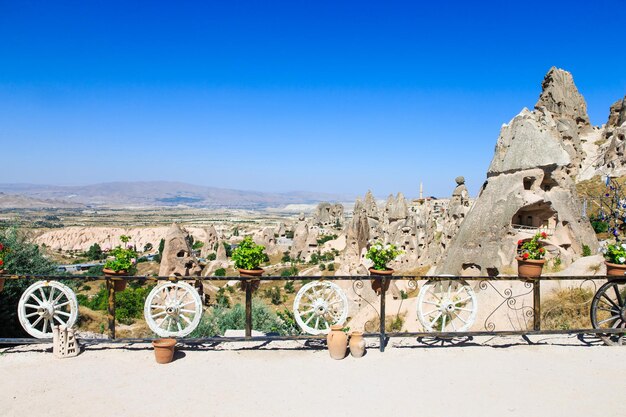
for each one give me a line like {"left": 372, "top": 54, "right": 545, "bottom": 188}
{"left": 1, "top": 1, "right": 625, "bottom": 199}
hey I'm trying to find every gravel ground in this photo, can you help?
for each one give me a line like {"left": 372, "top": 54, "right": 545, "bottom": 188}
{"left": 0, "top": 335, "right": 624, "bottom": 417}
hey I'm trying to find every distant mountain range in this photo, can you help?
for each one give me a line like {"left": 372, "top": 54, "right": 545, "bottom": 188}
{"left": 0, "top": 182, "right": 352, "bottom": 209}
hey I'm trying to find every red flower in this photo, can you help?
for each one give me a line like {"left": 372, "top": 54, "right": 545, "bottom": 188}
{"left": 539, "top": 248, "right": 545, "bottom": 253}
{"left": 0, "top": 259, "right": 4, "bottom": 266}
{"left": 522, "top": 253, "right": 529, "bottom": 260}
{"left": 517, "top": 240, "right": 523, "bottom": 246}
{"left": 0, "top": 243, "right": 4, "bottom": 251}
{"left": 541, "top": 232, "right": 547, "bottom": 239}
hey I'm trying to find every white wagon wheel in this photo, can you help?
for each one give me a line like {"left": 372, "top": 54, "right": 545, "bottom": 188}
{"left": 293, "top": 281, "right": 349, "bottom": 335}
{"left": 18, "top": 281, "right": 78, "bottom": 338}
{"left": 417, "top": 278, "right": 477, "bottom": 332}
{"left": 144, "top": 281, "right": 203, "bottom": 337}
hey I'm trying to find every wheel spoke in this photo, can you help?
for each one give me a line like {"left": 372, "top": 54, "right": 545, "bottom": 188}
{"left": 151, "top": 304, "right": 166, "bottom": 310}
{"left": 180, "top": 314, "right": 192, "bottom": 325}
{"left": 24, "top": 303, "right": 40, "bottom": 309}
{"left": 601, "top": 293, "right": 620, "bottom": 310}
{"left": 151, "top": 311, "right": 167, "bottom": 319}
{"left": 56, "top": 311, "right": 71, "bottom": 317}
{"left": 55, "top": 301, "right": 71, "bottom": 309}
{"left": 30, "top": 294, "right": 44, "bottom": 306}
{"left": 25, "top": 312, "right": 39, "bottom": 318}
{"left": 54, "top": 315, "right": 67, "bottom": 326}
{"left": 48, "top": 287, "right": 56, "bottom": 303}
{"left": 598, "top": 315, "right": 621, "bottom": 325}
{"left": 429, "top": 312, "right": 442, "bottom": 328}
{"left": 613, "top": 284, "right": 624, "bottom": 307}
{"left": 441, "top": 314, "right": 447, "bottom": 331}
{"left": 31, "top": 315, "right": 43, "bottom": 328}
{"left": 314, "top": 316, "right": 320, "bottom": 330}
{"left": 180, "top": 308, "right": 196, "bottom": 314}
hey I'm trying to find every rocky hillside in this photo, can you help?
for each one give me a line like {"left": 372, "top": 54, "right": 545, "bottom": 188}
{"left": 0, "top": 182, "right": 349, "bottom": 209}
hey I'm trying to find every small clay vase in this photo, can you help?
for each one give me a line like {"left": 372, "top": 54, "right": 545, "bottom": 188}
{"left": 152, "top": 338, "right": 176, "bottom": 364}
{"left": 327, "top": 325, "right": 348, "bottom": 360}
{"left": 238, "top": 268, "right": 263, "bottom": 291}
{"left": 516, "top": 257, "right": 545, "bottom": 279}
{"left": 369, "top": 268, "right": 393, "bottom": 295}
{"left": 0, "top": 269, "right": 5, "bottom": 293}
{"left": 349, "top": 331, "right": 366, "bottom": 358}
{"left": 103, "top": 268, "right": 128, "bottom": 292}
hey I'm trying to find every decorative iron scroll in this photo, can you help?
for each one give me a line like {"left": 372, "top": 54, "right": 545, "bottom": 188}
{"left": 478, "top": 280, "right": 534, "bottom": 331}
{"left": 350, "top": 277, "right": 381, "bottom": 332}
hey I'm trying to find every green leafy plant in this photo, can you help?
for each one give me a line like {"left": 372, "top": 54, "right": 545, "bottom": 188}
{"left": 104, "top": 236, "right": 138, "bottom": 274}
{"left": 582, "top": 244, "right": 591, "bottom": 257}
{"left": 207, "top": 253, "right": 217, "bottom": 261}
{"left": 365, "top": 241, "right": 403, "bottom": 270}
{"left": 518, "top": 232, "right": 547, "bottom": 260}
{"left": 214, "top": 268, "right": 226, "bottom": 277}
{"left": 603, "top": 242, "right": 626, "bottom": 264}
{"left": 231, "top": 237, "right": 266, "bottom": 270}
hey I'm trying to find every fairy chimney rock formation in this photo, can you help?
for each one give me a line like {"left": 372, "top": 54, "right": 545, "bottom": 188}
{"left": 201, "top": 225, "right": 219, "bottom": 258}
{"left": 313, "top": 202, "right": 345, "bottom": 227}
{"left": 535, "top": 66, "right": 590, "bottom": 127}
{"left": 607, "top": 96, "right": 626, "bottom": 128}
{"left": 159, "top": 223, "right": 203, "bottom": 276}
{"left": 436, "top": 68, "right": 598, "bottom": 276}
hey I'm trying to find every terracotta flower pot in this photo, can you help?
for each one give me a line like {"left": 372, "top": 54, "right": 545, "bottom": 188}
{"left": 368, "top": 268, "right": 393, "bottom": 295}
{"left": 516, "top": 257, "right": 545, "bottom": 278}
{"left": 349, "top": 331, "right": 366, "bottom": 358}
{"left": 0, "top": 269, "right": 5, "bottom": 294}
{"left": 327, "top": 325, "right": 348, "bottom": 360}
{"left": 152, "top": 338, "right": 176, "bottom": 364}
{"left": 605, "top": 261, "right": 626, "bottom": 278}
{"left": 103, "top": 268, "right": 128, "bottom": 292}
{"left": 238, "top": 268, "right": 263, "bottom": 291}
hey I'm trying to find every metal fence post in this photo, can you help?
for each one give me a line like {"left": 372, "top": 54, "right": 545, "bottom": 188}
{"left": 106, "top": 278, "right": 116, "bottom": 339}
{"left": 533, "top": 278, "right": 541, "bottom": 331}
{"left": 245, "top": 281, "right": 252, "bottom": 338}
{"left": 380, "top": 276, "right": 386, "bottom": 352}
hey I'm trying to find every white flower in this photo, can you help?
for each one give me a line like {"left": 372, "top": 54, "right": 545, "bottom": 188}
{"left": 621, "top": 244, "right": 626, "bottom": 250}
{"left": 619, "top": 257, "right": 625, "bottom": 264}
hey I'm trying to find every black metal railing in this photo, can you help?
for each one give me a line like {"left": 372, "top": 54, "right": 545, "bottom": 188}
{"left": 0, "top": 273, "right": 623, "bottom": 351}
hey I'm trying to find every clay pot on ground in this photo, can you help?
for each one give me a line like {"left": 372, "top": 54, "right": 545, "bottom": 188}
{"left": 327, "top": 325, "right": 348, "bottom": 360}
{"left": 368, "top": 268, "right": 393, "bottom": 295}
{"left": 0, "top": 269, "right": 5, "bottom": 293}
{"left": 516, "top": 257, "right": 545, "bottom": 278}
{"left": 349, "top": 331, "right": 366, "bottom": 358}
{"left": 605, "top": 261, "right": 626, "bottom": 278}
{"left": 103, "top": 268, "right": 128, "bottom": 292}
{"left": 238, "top": 268, "right": 263, "bottom": 292}
{"left": 152, "top": 338, "right": 177, "bottom": 364}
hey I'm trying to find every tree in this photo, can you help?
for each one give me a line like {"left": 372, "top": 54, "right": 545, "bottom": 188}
{"left": 86, "top": 243, "right": 103, "bottom": 260}
{"left": 154, "top": 238, "right": 166, "bottom": 263}
{"left": 0, "top": 227, "right": 58, "bottom": 337}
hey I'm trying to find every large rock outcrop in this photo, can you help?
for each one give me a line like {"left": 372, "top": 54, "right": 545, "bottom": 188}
{"left": 159, "top": 223, "right": 203, "bottom": 276}
{"left": 312, "top": 202, "right": 344, "bottom": 228}
{"left": 436, "top": 68, "right": 598, "bottom": 276}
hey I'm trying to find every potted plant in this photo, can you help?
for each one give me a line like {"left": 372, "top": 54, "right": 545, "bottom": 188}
{"left": 602, "top": 242, "right": 626, "bottom": 277}
{"left": 231, "top": 236, "right": 267, "bottom": 290}
{"left": 103, "top": 235, "right": 137, "bottom": 291}
{"left": 516, "top": 232, "right": 547, "bottom": 278}
{"left": 0, "top": 242, "right": 8, "bottom": 293}
{"left": 365, "top": 242, "right": 403, "bottom": 294}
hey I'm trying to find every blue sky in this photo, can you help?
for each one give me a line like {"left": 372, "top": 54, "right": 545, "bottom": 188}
{"left": 1, "top": 1, "right": 625, "bottom": 198}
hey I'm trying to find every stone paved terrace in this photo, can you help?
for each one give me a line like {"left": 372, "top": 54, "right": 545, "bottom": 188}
{"left": 1, "top": 335, "right": 624, "bottom": 417}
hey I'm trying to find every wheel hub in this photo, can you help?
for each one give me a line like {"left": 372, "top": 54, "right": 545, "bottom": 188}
{"left": 37, "top": 302, "right": 55, "bottom": 319}
{"left": 439, "top": 299, "right": 456, "bottom": 314}
{"left": 312, "top": 299, "right": 328, "bottom": 316}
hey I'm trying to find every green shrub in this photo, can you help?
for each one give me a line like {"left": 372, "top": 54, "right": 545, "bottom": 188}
{"left": 78, "top": 283, "right": 154, "bottom": 325}
{"left": 582, "top": 244, "right": 591, "bottom": 257}
{"left": 280, "top": 266, "right": 298, "bottom": 277}
{"left": 216, "top": 287, "right": 231, "bottom": 308}
{"left": 190, "top": 300, "right": 285, "bottom": 337}
{"left": 284, "top": 280, "right": 295, "bottom": 293}
{"left": 214, "top": 268, "right": 226, "bottom": 277}
{"left": 328, "top": 263, "right": 335, "bottom": 271}
{"left": 263, "top": 286, "right": 284, "bottom": 305}
{"left": 207, "top": 253, "right": 217, "bottom": 261}
{"left": 317, "top": 234, "right": 338, "bottom": 246}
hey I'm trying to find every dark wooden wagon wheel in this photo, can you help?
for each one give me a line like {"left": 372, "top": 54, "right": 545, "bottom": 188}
{"left": 590, "top": 279, "right": 626, "bottom": 346}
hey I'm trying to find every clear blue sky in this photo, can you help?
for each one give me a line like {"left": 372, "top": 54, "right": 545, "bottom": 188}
{"left": 1, "top": 1, "right": 625, "bottom": 198}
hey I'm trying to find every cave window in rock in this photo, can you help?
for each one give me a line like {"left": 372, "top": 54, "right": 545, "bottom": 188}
{"left": 540, "top": 171, "right": 559, "bottom": 192}
{"left": 511, "top": 201, "right": 558, "bottom": 234}
{"left": 523, "top": 176, "right": 536, "bottom": 190}
{"left": 176, "top": 250, "right": 186, "bottom": 258}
